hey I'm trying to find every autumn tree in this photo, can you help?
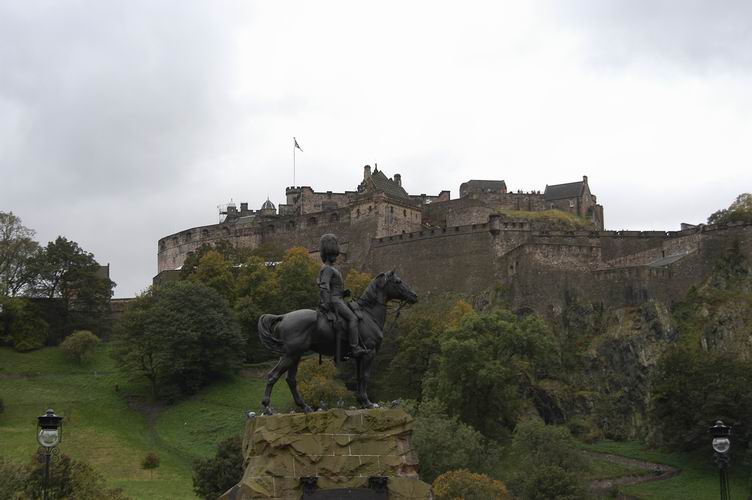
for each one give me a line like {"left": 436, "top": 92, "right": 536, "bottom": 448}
{"left": 345, "top": 270, "right": 372, "bottom": 299}
{"left": 189, "top": 250, "right": 235, "bottom": 304}
{"left": 276, "top": 247, "right": 319, "bottom": 312}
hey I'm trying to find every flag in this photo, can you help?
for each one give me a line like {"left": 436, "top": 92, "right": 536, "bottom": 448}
{"left": 294, "top": 137, "right": 303, "bottom": 152}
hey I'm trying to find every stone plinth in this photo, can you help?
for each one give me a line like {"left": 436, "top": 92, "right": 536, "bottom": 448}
{"left": 220, "top": 408, "right": 432, "bottom": 500}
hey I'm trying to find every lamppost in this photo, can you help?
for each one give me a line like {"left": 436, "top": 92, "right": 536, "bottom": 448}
{"left": 37, "top": 409, "right": 64, "bottom": 500}
{"left": 710, "top": 419, "right": 731, "bottom": 500}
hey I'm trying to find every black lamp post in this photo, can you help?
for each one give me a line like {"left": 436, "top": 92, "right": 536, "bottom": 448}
{"left": 37, "top": 409, "right": 63, "bottom": 500}
{"left": 710, "top": 419, "right": 731, "bottom": 500}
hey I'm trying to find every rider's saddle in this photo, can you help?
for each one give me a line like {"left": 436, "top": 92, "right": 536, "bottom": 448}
{"left": 317, "top": 300, "right": 364, "bottom": 362}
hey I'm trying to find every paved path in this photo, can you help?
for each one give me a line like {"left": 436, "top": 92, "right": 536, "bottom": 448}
{"left": 586, "top": 450, "right": 680, "bottom": 493}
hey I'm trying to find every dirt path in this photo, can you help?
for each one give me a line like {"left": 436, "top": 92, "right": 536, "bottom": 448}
{"left": 585, "top": 450, "right": 681, "bottom": 494}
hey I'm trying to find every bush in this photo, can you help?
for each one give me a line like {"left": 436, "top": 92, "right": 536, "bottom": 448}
{"left": 141, "top": 451, "right": 160, "bottom": 478}
{"left": 520, "top": 465, "right": 589, "bottom": 500}
{"left": 433, "top": 469, "right": 510, "bottom": 500}
{"left": 1, "top": 297, "right": 49, "bottom": 351}
{"left": 193, "top": 435, "right": 244, "bottom": 500}
{"left": 60, "top": 330, "right": 100, "bottom": 364}
{"left": 298, "top": 358, "right": 349, "bottom": 407}
{"left": 404, "top": 399, "right": 499, "bottom": 483}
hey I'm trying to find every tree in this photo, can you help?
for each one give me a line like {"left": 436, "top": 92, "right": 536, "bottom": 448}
{"left": 193, "top": 435, "right": 244, "bottom": 500}
{"left": 60, "top": 330, "right": 100, "bottom": 364}
{"left": 234, "top": 256, "right": 281, "bottom": 362}
{"left": 433, "top": 469, "right": 510, "bottom": 500}
{"left": 112, "top": 281, "right": 245, "bottom": 398}
{"left": 0, "top": 211, "right": 39, "bottom": 296}
{"left": 0, "top": 296, "right": 49, "bottom": 351}
{"left": 404, "top": 399, "right": 499, "bottom": 483}
{"left": 708, "top": 193, "right": 752, "bottom": 225}
{"left": 28, "top": 236, "right": 114, "bottom": 338}
{"left": 508, "top": 420, "right": 589, "bottom": 499}
{"left": 423, "top": 309, "right": 558, "bottom": 439}
{"left": 276, "top": 247, "right": 319, "bottom": 312}
{"left": 20, "top": 453, "right": 128, "bottom": 499}
{"left": 297, "top": 358, "right": 349, "bottom": 407}
{"left": 141, "top": 452, "right": 160, "bottom": 479}
{"left": 345, "top": 270, "right": 372, "bottom": 298}
{"left": 189, "top": 250, "right": 235, "bottom": 304}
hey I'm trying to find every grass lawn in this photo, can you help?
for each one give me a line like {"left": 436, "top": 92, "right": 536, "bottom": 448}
{"left": 0, "top": 346, "right": 292, "bottom": 499}
{"left": 583, "top": 440, "right": 750, "bottom": 499}
{"left": 584, "top": 457, "right": 650, "bottom": 481}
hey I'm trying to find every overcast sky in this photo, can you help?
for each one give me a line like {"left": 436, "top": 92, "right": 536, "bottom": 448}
{"left": 2, "top": 1, "right": 751, "bottom": 297}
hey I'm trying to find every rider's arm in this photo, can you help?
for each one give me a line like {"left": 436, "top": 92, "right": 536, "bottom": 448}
{"left": 318, "top": 268, "right": 332, "bottom": 310}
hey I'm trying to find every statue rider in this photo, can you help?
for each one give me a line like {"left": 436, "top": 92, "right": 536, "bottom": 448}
{"left": 318, "top": 234, "right": 368, "bottom": 358}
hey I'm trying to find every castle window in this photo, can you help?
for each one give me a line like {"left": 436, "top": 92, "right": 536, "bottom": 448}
{"left": 403, "top": 209, "right": 407, "bottom": 217}
{"left": 287, "top": 220, "right": 296, "bottom": 230}
{"left": 267, "top": 224, "right": 275, "bottom": 233}
{"left": 201, "top": 229, "right": 209, "bottom": 239}
{"left": 308, "top": 217, "right": 317, "bottom": 226}
{"left": 183, "top": 232, "right": 192, "bottom": 243}
{"left": 390, "top": 206, "right": 394, "bottom": 213}
{"left": 330, "top": 212, "right": 339, "bottom": 223}
{"left": 222, "top": 227, "right": 230, "bottom": 237}
{"left": 368, "top": 206, "right": 372, "bottom": 213}
{"left": 172, "top": 236, "right": 179, "bottom": 245}
{"left": 357, "top": 208, "right": 361, "bottom": 218}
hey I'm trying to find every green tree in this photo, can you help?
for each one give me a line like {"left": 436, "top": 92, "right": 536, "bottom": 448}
{"left": 234, "top": 256, "right": 281, "bottom": 362}
{"left": 112, "top": 281, "right": 245, "bottom": 398}
{"left": 0, "top": 211, "right": 39, "bottom": 297}
{"left": 141, "top": 452, "right": 160, "bottom": 479}
{"left": 60, "top": 330, "right": 100, "bottom": 364}
{"left": 192, "top": 435, "right": 244, "bottom": 500}
{"left": 708, "top": 193, "right": 752, "bottom": 225}
{"left": 298, "top": 357, "right": 349, "bottom": 407}
{"left": 189, "top": 250, "right": 235, "bottom": 304}
{"left": 433, "top": 469, "right": 510, "bottom": 500}
{"left": 0, "top": 296, "right": 49, "bottom": 351}
{"left": 345, "top": 269, "right": 372, "bottom": 298}
{"left": 405, "top": 399, "right": 499, "bottom": 483}
{"left": 20, "top": 453, "right": 128, "bottom": 499}
{"left": 276, "top": 247, "right": 319, "bottom": 312}
{"left": 424, "top": 309, "right": 558, "bottom": 439}
{"left": 28, "top": 236, "right": 114, "bottom": 339}
{"left": 508, "top": 420, "right": 589, "bottom": 500}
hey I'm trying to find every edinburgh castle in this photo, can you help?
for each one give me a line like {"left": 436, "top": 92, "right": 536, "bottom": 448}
{"left": 156, "top": 165, "right": 751, "bottom": 314}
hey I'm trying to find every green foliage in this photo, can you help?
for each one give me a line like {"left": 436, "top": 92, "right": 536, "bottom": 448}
{"left": 112, "top": 281, "right": 245, "bottom": 398}
{"left": 404, "top": 399, "right": 499, "bottom": 483}
{"left": 497, "top": 209, "right": 594, "bottom": 229}
{"left": 433, "top": 469, "right": 510, "bottom": 500}
{"left": 235, "top": 256, "right": 281, "bottom": 362}
{"left": 0, "top": 211, "right": 38, "bottom": 296}
{"left": 345, "top": 269, "right": 372, "bottom": 298}
{"left": 141, "top": 451, "right": 160, "bottom": 470}
{"left": 297, "top": 357, "right": 348, "bottom": 407}
{"left": 192, "top": 435, "right": 243, "bottom": 500}
{"left": 708, "top": 193, "right": 752, "bottom": 225}
{"left": 276, "top": 247, "right": 319, "bottom": 311}
{"left": 649, "top": 346, "right": 752, "bottom": 451}
{"left": 0, "top": 296, "right": 49, "bottom": 351}
{"left": 424, "top": 308, "right": 559, "bottom": 438}
{"left": 508, "top": 420, "right": 590, "bottom": 499}
{"left": 60, "top": 329, "right": 100, "bottom": 364}
{"left": 189, "top": 250, "right": 236, "bottom": 304}
{"left": 8, "top": 453, "right": 129, "bottom": 499}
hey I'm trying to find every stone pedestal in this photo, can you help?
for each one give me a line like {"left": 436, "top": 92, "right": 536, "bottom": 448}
{"left": 220, "top": 408, "right": 433, "bottom": 500}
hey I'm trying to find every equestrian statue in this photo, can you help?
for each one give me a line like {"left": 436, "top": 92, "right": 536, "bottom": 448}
{"left": 257, "top": 233, "right": 418, "bottom": 413}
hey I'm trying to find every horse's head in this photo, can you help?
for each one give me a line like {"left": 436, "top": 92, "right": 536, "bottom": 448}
{"left": 377, "top": 269, "right": 418, "bottom": 304}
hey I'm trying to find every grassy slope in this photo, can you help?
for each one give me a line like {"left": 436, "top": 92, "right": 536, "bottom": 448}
{"left": 583, "top": 440, "right": 750, "bottom": 499}
{"left": 0, "top": 346, "right": 291, "bottom": 499}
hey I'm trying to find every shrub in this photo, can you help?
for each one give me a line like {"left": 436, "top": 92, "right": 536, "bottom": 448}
{"left": 20, "top": 453, "right": 128, "bottom": 499}
{"left": 520, "top": 465, "right": 589, "bottom": 500}
{"left": 193, "top": 435, "right": 244, "bottom": 500}
{"left": 433, "top": 469, "right": 510, "bottom": 500}
{"left": 141, "top": 452, "right": 160, "bottom": 478}
{"left": 1, "top": 297, "right": 49, "bottom": 351}
{"left": 298, "top": 357, "right": 349, "bottom": 407}
{"left": 60, "top": 330, "right": 100, "bottom": 364}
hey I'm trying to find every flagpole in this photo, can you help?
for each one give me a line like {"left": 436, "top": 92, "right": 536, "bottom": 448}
{"left": 293, "top": 139, "right": 296, "bottom": 186}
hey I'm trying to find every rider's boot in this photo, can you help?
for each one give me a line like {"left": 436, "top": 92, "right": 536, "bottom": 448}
{"left": 349, "top": 327, "right": 368, "bottom": 358}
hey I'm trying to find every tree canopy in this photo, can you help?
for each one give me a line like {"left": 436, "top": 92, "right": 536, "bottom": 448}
{"left": 708, "top": 193, "right": 752, "bottom": 225}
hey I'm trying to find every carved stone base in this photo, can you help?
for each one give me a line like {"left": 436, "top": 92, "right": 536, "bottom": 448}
{"left": 219, "top": 408, "right": 433, "bottom": 499}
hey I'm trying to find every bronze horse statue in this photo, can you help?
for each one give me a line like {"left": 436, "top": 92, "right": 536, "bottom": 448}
{"left": 257, "top": 270, "right": 417, "bottom": 413}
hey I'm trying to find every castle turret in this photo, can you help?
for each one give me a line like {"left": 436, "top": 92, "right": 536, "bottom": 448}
{"left": 394, "top": 173, "right": 402, "bottom": 187}
{"left": 364, "top": 165, "right": 372, "bottom": 180}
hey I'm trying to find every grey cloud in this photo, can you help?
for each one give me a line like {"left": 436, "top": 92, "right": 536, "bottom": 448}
{"left": 551, "top": 0, "right": 752, "bottom": 71}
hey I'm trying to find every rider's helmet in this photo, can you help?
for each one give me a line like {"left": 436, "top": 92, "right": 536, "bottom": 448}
{"left": 319, "top": 233, "right": 340, "bottom": 263}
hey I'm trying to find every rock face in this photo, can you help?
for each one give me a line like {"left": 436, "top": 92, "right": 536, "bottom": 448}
{"left": 220, "top": 407, "right": 433, "bottom": 500}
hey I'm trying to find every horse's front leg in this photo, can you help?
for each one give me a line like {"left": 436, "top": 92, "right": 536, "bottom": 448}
{"left": 356, "top": 353, "right": 378, "bottom": 409}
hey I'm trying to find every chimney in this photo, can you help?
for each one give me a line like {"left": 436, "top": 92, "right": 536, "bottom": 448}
{"left": 394, "top": 173, "right": 402, "bottom": 187}
{"left": 364, "top": 165, "right": 372, "bottom": 180}
{"left": 583, "top": 175, "right": 588, "bottom": 184}
{"left": 240, "top": 202, "right": 248, "bottom": 212}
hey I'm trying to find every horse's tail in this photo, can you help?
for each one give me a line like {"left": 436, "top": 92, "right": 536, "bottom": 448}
{"left": 258, "top": 314, "right": 286, "bottom": 355}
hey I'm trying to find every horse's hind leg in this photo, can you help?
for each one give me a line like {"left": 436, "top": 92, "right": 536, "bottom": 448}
{"left": 286, "top": 358, "right": 312, "bottom": 413}
{"left": 261, "top": 356, "right": 295, "bottom": 414}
